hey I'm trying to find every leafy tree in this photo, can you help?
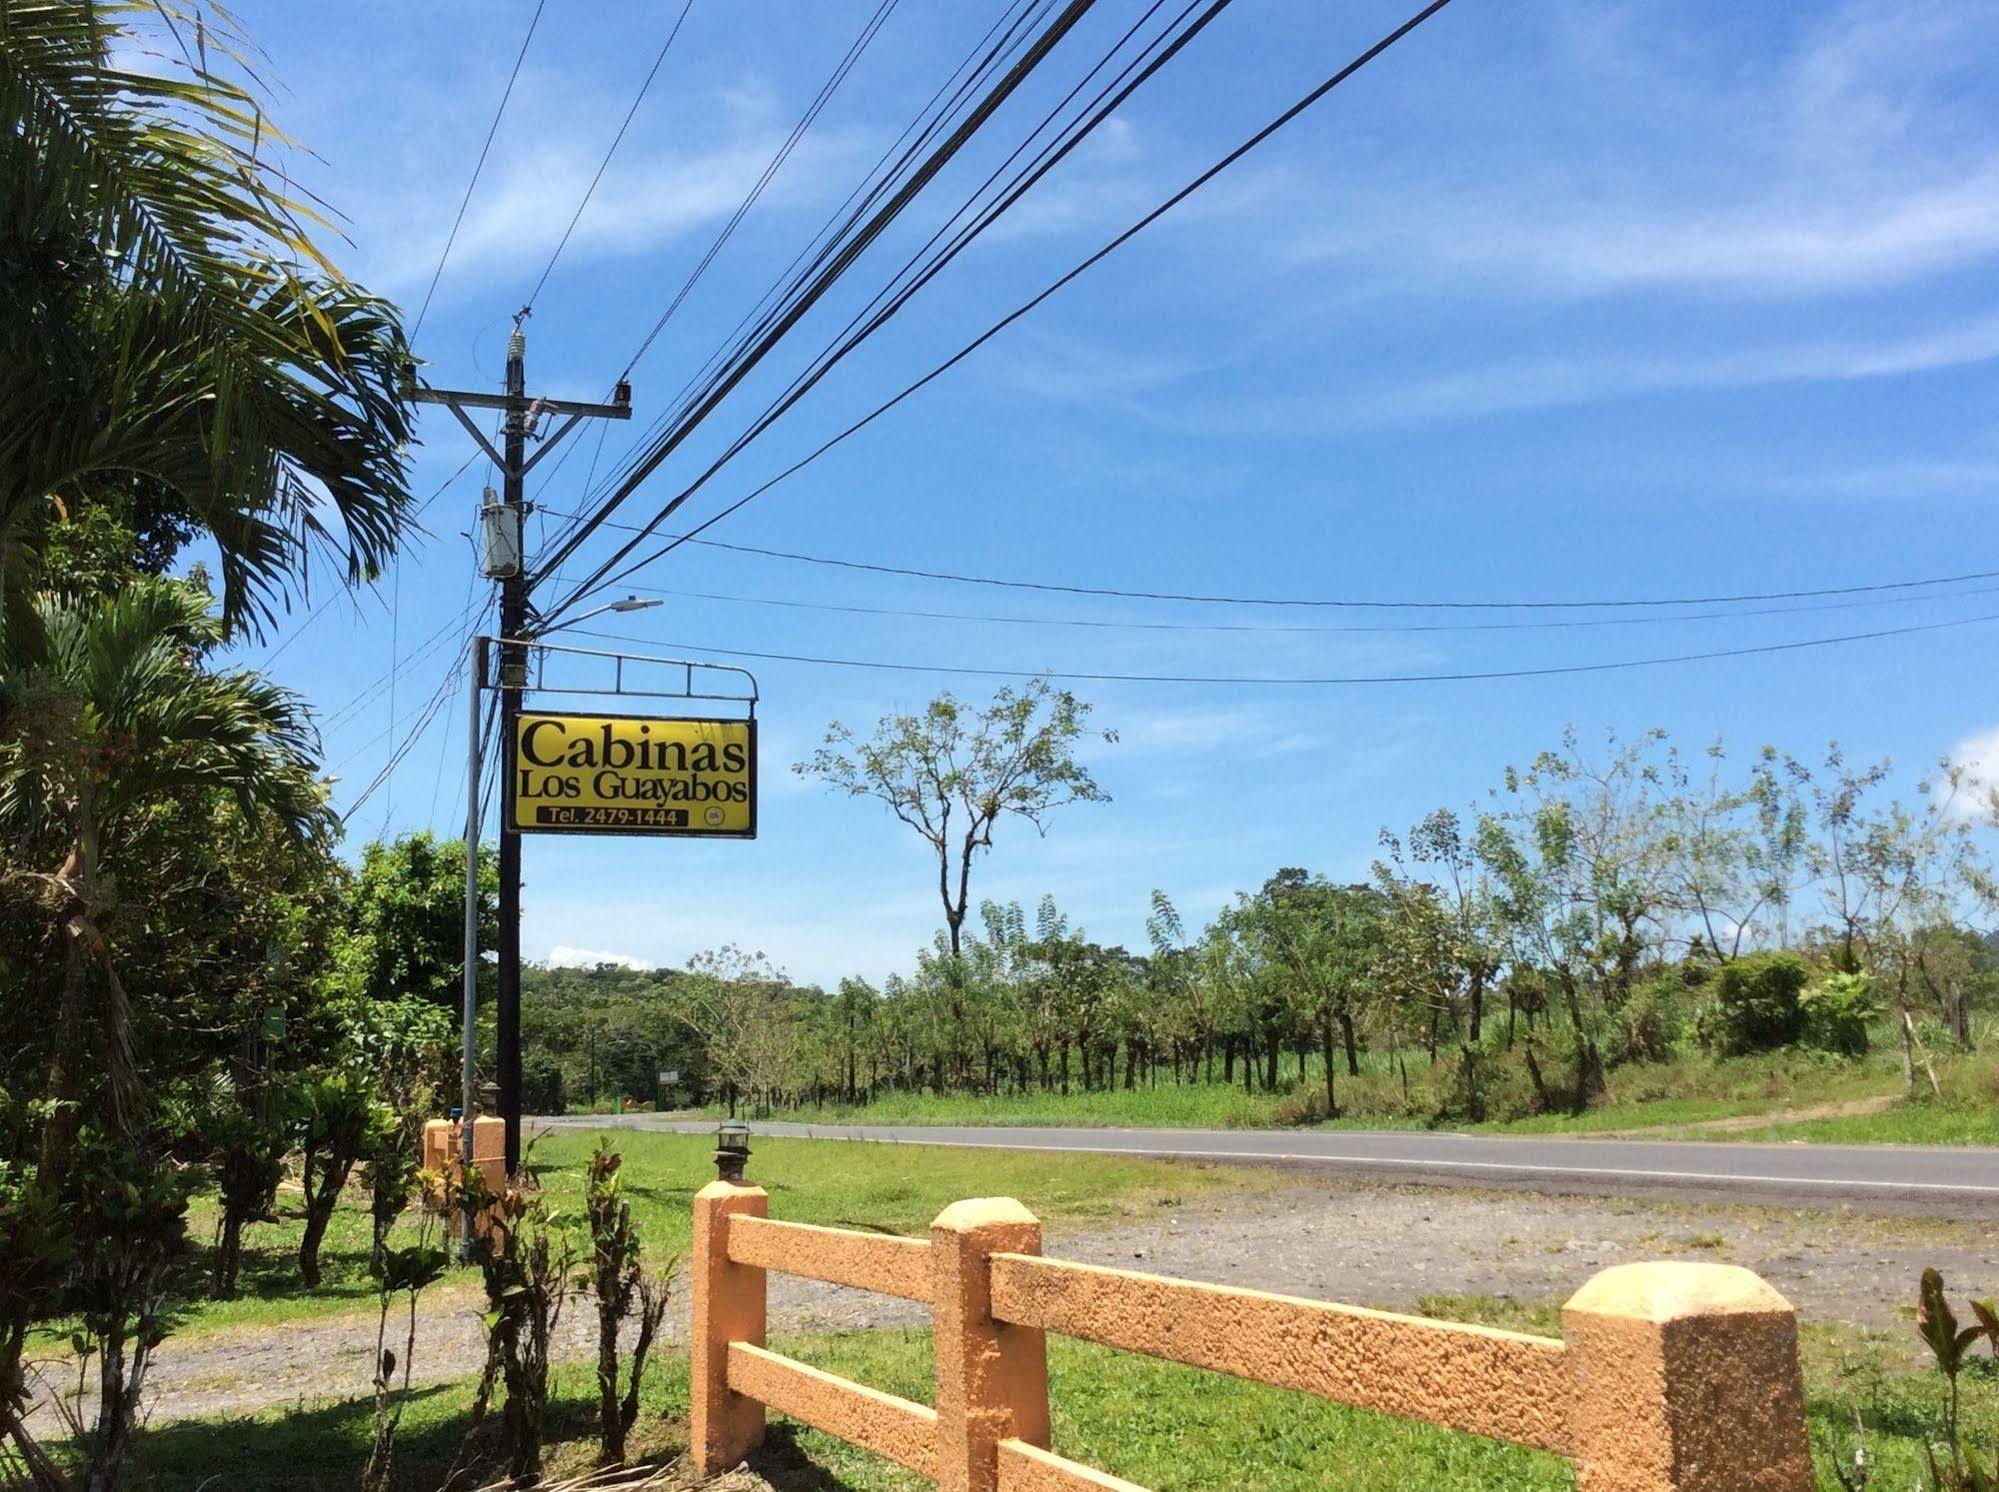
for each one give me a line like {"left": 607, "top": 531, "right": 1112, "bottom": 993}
{"left": 1709, "top": 950, "right": 1810, "bottom": 1055}
{"left": 1147, "top": 891, "right": 1218, "bottom": 1082}
{"left": 798, "top": 679, "right": 1109, "bottom": 962}
{"left": 206, "top": 1094, "right": 287, "bottom": 1299}
{"left": 348, "top": 831, "right": 498, "bottom": 1010}
{"left": 1800, "top": 971, "right": 1877, "bottom": 1057}
{"left": 347, "top": 996, "right": 454, "bottom": 1273}
{"left": 1656, "top": 741, "right": 1808, "bottom": 959}
{"left": 0, "top": 579, "right": 329, "bottom": 1184}
{"left": 1808, "top": 753, "right": 1999, "bottom": 1082}
{"left": 1378, "top": 809, "right": 1503, "bottom": 1042}
{"left": 674, "top": 947, "right": 805, "bottom": 1113}
{"left": 1240, "top": 872, "right": 1382, "bottom": 1116}
{"left": 831, "top": 977, "right": 878, "bottom": 1103}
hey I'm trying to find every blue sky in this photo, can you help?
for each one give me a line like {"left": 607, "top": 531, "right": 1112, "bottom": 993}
{"left": 225, "top": 0, "right": 1999, "bottom": 983}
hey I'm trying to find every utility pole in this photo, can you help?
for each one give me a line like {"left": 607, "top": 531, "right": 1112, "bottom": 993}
{"left": 496, "top": 326, "right": 528, "bottom": 1177}
{"left": 416, "top": 317, "right": 631, "bottom": 1177}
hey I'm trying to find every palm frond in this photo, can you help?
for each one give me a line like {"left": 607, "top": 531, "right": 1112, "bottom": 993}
{"left": 0, "top": 0, "right": 415, "bottom": 635}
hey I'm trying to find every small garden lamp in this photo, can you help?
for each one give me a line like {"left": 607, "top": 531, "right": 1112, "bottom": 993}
{"left": 715, "top": 1121, "right": 752, "bottom": 1183}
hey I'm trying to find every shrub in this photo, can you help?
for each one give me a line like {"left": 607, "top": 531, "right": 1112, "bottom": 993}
{"left": 1613, "top": 976, "right": 1691, "bottom": 1064}
{"left": 583, "top": 1142, "right": 675, "bottom": 1466}
{"left": 1710, "top": 951, "right": 1811, "bottom": 1054}
{"left": 1800, "top": 972, "right": 1878, "bottom": 1057}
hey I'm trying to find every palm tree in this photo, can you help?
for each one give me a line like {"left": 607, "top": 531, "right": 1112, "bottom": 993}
{"left": 0, "top": 0, "right": 415, "bottom": 636}
{"left": 0, "top": 578, "right": 332, "bottom": 1177}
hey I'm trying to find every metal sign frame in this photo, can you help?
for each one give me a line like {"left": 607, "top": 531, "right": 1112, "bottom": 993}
{"left": 507, "top": 635, "right": 760, "bottom": 714}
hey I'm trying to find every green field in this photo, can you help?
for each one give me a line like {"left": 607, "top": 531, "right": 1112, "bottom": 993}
{"left": 155, "top": 1129, "right": 1261, "bottom": 1340}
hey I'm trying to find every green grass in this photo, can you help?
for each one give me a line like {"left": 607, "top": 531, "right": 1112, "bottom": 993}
{"left": 148, "top": 1130, "right": 1261, "bottom": 1341}
{"left": 772, "top": 1081, "right": 1328, "bottom": 1130}
{"left": 741, "top": 1037, "right": 1999, "bottom": 1147}
{"left": 104, "top": 1310, "right": 1998, "bottom": 1491}
{"left": 773, "top": 1331, "right": 1569, "bottom": 1492}
{"left": 1708, "top": 1102, "right": 1999, "bottom": 1146}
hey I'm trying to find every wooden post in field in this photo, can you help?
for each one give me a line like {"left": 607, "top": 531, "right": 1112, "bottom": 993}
{"left": 1563, "top": 1261, "right": 1812, "bottom": 1492}
{"left": 691, "top": 1180, "right": 768, "bottom": 1476}
{"left": 931, "top": 1198, "right": 1052, "bottom": 1492}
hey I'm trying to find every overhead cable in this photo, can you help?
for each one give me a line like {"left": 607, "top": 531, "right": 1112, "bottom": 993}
{"left": 523, "top": 512, "right": 1999, "bottom": 611}
{"left": 410, "top": 0, "right": 547, "bottom": 341}
{"left": 598, "top": 579, "right": 1999, "bottom": 634}
{"left": 257, "top": 453, "right": 480, "bottom": 669}
{"left": 560, "top": 0, "right": 1461, "bottom": 612}
{"left": 567, "top": 609, "right": 1999, "bottom": 687}
{"left": 522, "top": 0, "right": 699, "bottom": 313}
{"left": 542, "top": 0, "right": 1229, "bottom": 613}
{"left": 531, "top": 0, "right": 1106, "bottom": 588}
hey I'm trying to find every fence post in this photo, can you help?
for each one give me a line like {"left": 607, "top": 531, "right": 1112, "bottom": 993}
{"left": 1563, "top": 1261, "right": 1812, "bottom": 1492}
{"left": 691, "top": 1180, "right": 768, "bottom": 1477}
{"left": 932, "top": 1198, "right": 1052, "bottom": 1492}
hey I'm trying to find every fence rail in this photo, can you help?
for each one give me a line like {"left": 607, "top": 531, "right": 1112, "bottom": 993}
{"left": 728, "top": 1214, "right": 933, "bottom": 1301}
{"left": 689, "top": 1180, "right": 1813, "bottom": 1491}
{"left": 986, "top": 1251, "right": 1573, "bottom": 1453}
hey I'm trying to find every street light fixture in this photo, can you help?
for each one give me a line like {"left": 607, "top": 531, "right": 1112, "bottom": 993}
{"left": 715, "top": 1121, "right": 752, "bottom": 1183}
{"left": 543, "top": 595, "right": 661, "bottom": 632}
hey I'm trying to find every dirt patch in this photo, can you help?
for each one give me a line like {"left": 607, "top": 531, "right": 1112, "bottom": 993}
{"left": 1031, "top": 1180, "right": 1989, "bottom": 1333}
{"left": 1611, "top": 1094, "right": 1901, "bottom": 1137}
{"left": 30, "top": 1179, "right": 1986, "bottom": 1435}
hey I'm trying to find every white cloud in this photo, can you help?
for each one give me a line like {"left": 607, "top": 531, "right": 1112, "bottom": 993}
{"left": 986, "top": 329, "right": 1202, "bottom": 405}
{"left": 544, "top": 946, "right": 653, "bottom": 970}
{"left": 1941, "top": 725, "right": 1999, "bottom": 820}
{"left": 372, "top": 130, "right": 862, "bottom": 302}
{"left": 1275, "top": 2, "right": 1999, "bottom": 301}
{"left": 1341, "top": 308, "right": 1999, "bottom": 425}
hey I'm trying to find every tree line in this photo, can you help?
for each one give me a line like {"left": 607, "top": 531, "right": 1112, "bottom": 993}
{"left": 674, "top": 727, "right": 1999, "bottom": 1122}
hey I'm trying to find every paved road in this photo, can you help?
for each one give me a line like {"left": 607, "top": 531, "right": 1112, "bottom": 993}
{"left": 536, "top": 1114, "right": 1999, "bottom": 1216}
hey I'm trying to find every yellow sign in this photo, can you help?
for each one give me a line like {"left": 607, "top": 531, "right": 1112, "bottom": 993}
{"left": 509, "top": 711, "right": 756, "bottom": 838}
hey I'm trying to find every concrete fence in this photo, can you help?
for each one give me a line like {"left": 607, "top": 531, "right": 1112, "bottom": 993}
{"left": 689, "top": 1180, "right": 1813, "bottom": 1491}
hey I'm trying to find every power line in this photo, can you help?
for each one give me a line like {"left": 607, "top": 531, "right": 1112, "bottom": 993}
{"left": 428, "top": 561, "right": 487, "bottom": 827}
{"left": 636, "top": 0, "right": 1045, "bottom": 442}
{"left": 558, "top": 0, "right": 1461, "bottom": 613}
{"left": 567, "top": 608, "right": 1999, "bottom": 687}
{"left": 522, "top": 0, "right": 698, "bottom": 314}
{"left": 599, "top": 579, "right": 1999, "bottom": 635}
{"left": 532, "top": 505, "right": 1999, "bottom": 613}
{"left": 616, "top": 0, "right": 902, "bottom": 382}
{"left": 532, "top": 0, "right": 1107, "bottom": 590}
{"left": 410, "top": 0, "right": 548, "bottom": 342}
{"left": 542, "top": 0, "right": 1232, "bottom": 614}
{"left": 530, "top": 0, "right": 920, "bottom": 570}
{"left": 534, "top": 0, "right": 920, "bottom": 573}
{"left": 320, "top": 596, "right": 487, "bottom": 733}
{"left": 336, "top": 647, "right": 468, "bottom": 817}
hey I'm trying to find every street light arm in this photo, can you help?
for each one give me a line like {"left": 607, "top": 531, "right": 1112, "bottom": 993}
{"left": 526, "top": 596, "right": 661, "bottom": 636}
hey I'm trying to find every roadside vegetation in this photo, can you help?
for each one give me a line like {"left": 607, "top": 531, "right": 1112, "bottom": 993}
{"left": 82, "top": 1131, "right": 1254, "bottom": 1343}
{"left": 532, "top": 716, "right": 1999, "bottom": 1146}
{"left": 758, "top": 1038, "right": 1999, "bottom": 1144}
